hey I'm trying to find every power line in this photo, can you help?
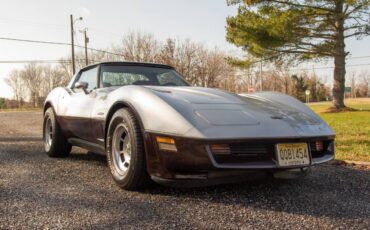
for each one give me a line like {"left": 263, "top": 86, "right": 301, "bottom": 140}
{"left": 0, "top": 37, "right": 124, "bottom": 57}
{"left": 347, "top": 55, "right": 370, "bottom": 59}
{"left": 1, "top": 59, "right": 369, "bottom": 71}
{"left": 248, "top": 54, "right": 370, "bottom": 67}
{"left": 0, "top": 37, "right": 70, "bottom": 46}
{"left": 1, "top": 36, "right": 370, "bottom": 69}
{"left": 247, "top": 54, "right": 370, "bottom": 75}
{"left": 0, "top": 18, "right": 123, "bottom": 38}
{"left": 0, "top": 18, "right": 67, "bottom": 28}
{"left": 0, "top": 59, "right": 92, "bottom": 64}
{"left": 2, "top": 36, "right": 370, "bottom": 61}
{"left": 80, "top": 46, "right": 123, "bottom": 57}
{"left": 0, "top": 60, "right": 69, "bottom": 64}
{"left": 291, "top": 63, "right": 370, "bottom": 71}
{"left": 89, "top": 27, "right": 123, "bottom": 39}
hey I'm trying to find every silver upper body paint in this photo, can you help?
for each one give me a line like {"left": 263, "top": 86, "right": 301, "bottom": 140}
{"left": 46, "top": 84, "right": 334, "bottom": 140}
{"left": 97, "top": 86, "right": 334, "bottom": 139}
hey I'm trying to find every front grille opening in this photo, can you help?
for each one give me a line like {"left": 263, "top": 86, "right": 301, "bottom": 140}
{"left": 210, "top": 144, "right": 231, "bottom": 155}
{"left": 230, "top": 143, "right": 270, "bottom": 156}
{"left": 209, "top": 139, "right": 333, "bottom": 164}
{"left": 211, "top": 143, "right": 275, "bottom": 163}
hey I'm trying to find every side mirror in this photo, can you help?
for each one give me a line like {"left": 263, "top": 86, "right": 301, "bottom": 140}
{"left": 74, "top": 81, "right": 89, "bottom": 94}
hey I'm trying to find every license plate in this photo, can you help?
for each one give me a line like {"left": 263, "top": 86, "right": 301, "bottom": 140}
{"left": 276, "top": 143, "right": 310, "bottom": 167}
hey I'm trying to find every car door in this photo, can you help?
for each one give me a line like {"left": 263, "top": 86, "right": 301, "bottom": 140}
{"left": 89, "top": 87, "right": 111, "bottom": 145}
{"left": 58, "top": 66, "right": 99, "bottom": 141}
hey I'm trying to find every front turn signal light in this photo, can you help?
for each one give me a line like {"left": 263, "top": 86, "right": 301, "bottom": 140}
{"left": 156, "top": 136, "right": 177, "bottom": 152}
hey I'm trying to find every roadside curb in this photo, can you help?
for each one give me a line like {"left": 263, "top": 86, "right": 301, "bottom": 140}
{"left": 343, "top": 160, "right": 370, "bottom": 166}
{"left": 0, "top": 136, "right": 42, "bottom": 142}
{"left": 329, "top": 159, "right": 370, "bottom": 167}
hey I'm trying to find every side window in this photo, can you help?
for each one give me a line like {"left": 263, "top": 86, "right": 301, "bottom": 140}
{"left": 77, "top": 67, "right": 98, "bottom": 91}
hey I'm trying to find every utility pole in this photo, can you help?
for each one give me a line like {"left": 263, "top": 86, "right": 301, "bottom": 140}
{"left": 70, "top": 14, "right": 83, "bottom": 74}
{"left": 70, "top": 14, "right": 75, "bottom": 74}
{"left": 82, "top": 29, "right": 89, "bottom": 66}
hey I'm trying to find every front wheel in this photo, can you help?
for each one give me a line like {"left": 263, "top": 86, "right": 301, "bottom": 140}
{"left": 43, "top": 107, "right": 71, "bottom": 157}
{"left": 106, "top": 108, "right": 150, "bottom": 190}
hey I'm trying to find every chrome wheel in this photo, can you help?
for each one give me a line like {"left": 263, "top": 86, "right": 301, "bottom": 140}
{"left": 112, "top": 123, "right": 132, "bottom": 176}
{"left": 44, "top": 117, "right": 53, "bottom": 151}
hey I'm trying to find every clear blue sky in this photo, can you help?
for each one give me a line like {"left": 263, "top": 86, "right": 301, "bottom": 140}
{"left": 1, "top": 0, "right": 370, "bottom": 98}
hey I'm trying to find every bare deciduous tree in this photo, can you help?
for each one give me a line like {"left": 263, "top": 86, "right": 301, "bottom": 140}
{"left": 114, "top": 31, "right": 159, "bottom": 63}
{"left": 5, "top": 70, "right": 26, "bottom": 107}
{"left": 355, "top": 71, "right": 370, "bottom": 97}
{"left": 21, "top": 64, "right": 43, "bottom": 107}
{"left": 114, "top": 33, "right": 234, "bottom": 88}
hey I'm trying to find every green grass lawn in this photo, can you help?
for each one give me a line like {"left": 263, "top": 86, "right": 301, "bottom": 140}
{"left": 309, "top": 98, "right": 370, "bottom": 162}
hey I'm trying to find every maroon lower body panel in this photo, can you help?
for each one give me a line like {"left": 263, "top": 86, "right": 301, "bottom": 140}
{"left": 143, "top": 132, "right": 334, "bottom": 186}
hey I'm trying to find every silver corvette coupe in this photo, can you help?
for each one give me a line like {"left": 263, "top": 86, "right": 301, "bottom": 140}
{"left": 43, "top": 62, "right": 335, "bottom": 190}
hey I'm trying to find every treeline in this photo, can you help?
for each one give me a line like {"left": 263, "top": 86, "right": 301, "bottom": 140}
{"left": 5, "top": 31, "right": 359, "bottom": 109}
{"left": 111, "top": 32, "right": 234, "bottom": 88}
{"left": 5, "top": 32, "right": 235, "bottom": 108}
{"left": 260, "top": 69, "right": 328, "bottom": 102}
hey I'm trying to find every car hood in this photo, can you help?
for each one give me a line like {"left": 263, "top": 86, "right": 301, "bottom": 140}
{"left": 144, "top": 86, "right": 334, "bottom": 139}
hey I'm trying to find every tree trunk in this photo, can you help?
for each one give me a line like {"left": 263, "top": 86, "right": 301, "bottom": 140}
{"left": 32, "top": 91, "right": 38, "bottom": 108}
{"left": 16, "top": 95, "right": 21, "bottom": 108}
{"left": 332, "top": 1, "right": 346, "bottom": 109}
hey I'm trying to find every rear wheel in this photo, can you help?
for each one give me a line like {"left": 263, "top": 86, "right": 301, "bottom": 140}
{"left": 106, "top": 108, "right": 150, "bottom": 190}
{"left": 43, "top": 107, "right": 71, "bottom": 157}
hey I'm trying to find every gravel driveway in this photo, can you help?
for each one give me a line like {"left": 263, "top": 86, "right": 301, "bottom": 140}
{"left": 0, "top": 111, "right": 369, "bottom": 229}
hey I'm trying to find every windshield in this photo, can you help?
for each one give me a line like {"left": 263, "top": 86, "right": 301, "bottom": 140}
{"left": 100, "top": 65, "right": 189, "bottom": 87}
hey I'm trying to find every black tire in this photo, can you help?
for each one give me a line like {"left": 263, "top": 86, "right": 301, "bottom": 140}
{"left": 43, "top": 107, "right": 71, "bottom": 157}
{"left": 106, "top": 108, "right": 150, "bottom": 190}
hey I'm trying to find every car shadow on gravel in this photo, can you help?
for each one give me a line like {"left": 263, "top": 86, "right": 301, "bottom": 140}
{"left": 68, "top": 151, "right": 107, "bottom": 164}
{"left": 72, "top": 152, "right": 370, "bottom": 221}
{"left": 140, "top": 165, "right": 370, "bottom": 220}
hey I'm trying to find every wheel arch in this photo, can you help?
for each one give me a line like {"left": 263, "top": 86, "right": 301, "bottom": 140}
{"left": 43, "top": 101, "right": 57, "bottom": 115}
{"left": 105, "top": 101, "right": 146, "bottom": 148}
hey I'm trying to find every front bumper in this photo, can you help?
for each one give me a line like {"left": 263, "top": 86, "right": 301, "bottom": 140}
{"left": 143, "top": 132, "right": 334, "bottom": 186}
